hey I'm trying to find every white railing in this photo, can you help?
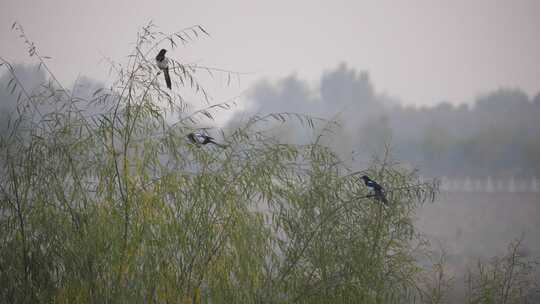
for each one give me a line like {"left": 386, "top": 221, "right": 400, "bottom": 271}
{"left": 432, "top": 176, "right": 539, "bottom": 193}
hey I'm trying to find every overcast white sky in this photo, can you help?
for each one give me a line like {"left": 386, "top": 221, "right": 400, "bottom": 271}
{"left": 1, "top": 0, "right": 539, "bottom": 106}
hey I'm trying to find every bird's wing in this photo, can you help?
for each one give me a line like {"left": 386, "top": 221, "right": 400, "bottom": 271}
{"left": 194, "top": 133, "right": 208, "bottom": 143}
{"left": 157, "top": 58, "right": 169, "bottom": 70}
{"left": 369, "top": 181, "right": 382, "bottom": 191}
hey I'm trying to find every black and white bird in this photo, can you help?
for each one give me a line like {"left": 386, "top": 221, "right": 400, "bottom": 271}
{"left": 187, "top": 132, "right": 226, "bottom": 148}
{"left": 155, "top": 49, "right": 172, "bottom": 89}
{"left": 361, "top": 175, "right": 388, "bottom": 205}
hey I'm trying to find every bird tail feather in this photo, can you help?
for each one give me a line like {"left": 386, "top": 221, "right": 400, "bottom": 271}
{"left": 164, "top": 68, "right": 172, "bottom": 89}
{"left": 210, "top": 141, "right": 227, "bottom": 149}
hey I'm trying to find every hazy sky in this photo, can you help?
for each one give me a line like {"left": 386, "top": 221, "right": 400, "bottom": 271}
{"left": 1, "top": 0, "right": 539, "bottom": 106}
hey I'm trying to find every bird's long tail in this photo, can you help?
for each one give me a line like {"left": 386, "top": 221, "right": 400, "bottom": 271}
{"left": 210, "top": 140, "right": 227, "bottom": 149}
{"left": 380, "top": 194, "right": 388, "bottom": 205}
{"left": 164, "top": 68, "right": 172, "bottom": 89}
{"left": 375, "top": 189, "right": 389, "bottom": 205}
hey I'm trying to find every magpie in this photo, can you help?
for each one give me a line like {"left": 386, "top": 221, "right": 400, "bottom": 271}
{"left": 155, "top": 49, "right": 172, "bottom": 89}
{"left": 187, "top": 132, "right": 226, "bottom": 148}
{"left": 361, "top": 175, "right": 388, "bottom": 205}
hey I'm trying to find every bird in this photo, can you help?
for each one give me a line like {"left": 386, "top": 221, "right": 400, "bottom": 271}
{"left": 361, "top": 175, "right": 388, "bottom": 205}
{"left": 155, "top": 49, "right": 171, "bottom": 89}
{"left": 187, "top": 132, "right": 226, "bottom": 148}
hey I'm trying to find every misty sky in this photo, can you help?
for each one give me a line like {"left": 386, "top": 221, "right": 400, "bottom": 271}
{"left": 1, "top": 0, "right": 539, "bottom": 106}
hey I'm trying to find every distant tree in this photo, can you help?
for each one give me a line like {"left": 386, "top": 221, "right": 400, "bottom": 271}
{"left": 474, "top": 88, "right": 530, "bottom": 114}
{"left": 320, "top": 63, "right": 377, "bottom": 109}
{"left": 533, "top": 92, "right": 540, "bottom": 106}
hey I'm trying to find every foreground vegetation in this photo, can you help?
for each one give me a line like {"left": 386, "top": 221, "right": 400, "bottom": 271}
{"left": 0, "top": 23, "right": 538, "bottom": 303}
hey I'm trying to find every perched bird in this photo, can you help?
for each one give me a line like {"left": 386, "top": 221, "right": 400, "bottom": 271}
{"left": 187, "top": 132, "right": 226, "bottom": 148}
{"left": 361, "top": 175, "right": 388, "bottom": 205}
{"left": 155, "top": 49, "right": 171, "bottom": 89}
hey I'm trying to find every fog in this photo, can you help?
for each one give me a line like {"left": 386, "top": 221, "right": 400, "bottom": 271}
{"left": 1, "top": 0, "right": 540, "bottom": 301}
{"left": 227, "top": 63, "right": 540, "bottom": 178}
{"left": 0, "top": 64, "right": 107, "bottom": 137}
{"left": 2, "top": 19, "right": 540, "bottom": 301}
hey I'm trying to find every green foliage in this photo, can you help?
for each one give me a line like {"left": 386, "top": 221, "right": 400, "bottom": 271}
{"left": 416, "top": 248, "right": 455, "bottom": 304}
{"left": 465, "top": 237, "right": 540, "bottom": 304}
{"left": 1, "top": 22, "right": 441, "bottom": 303}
